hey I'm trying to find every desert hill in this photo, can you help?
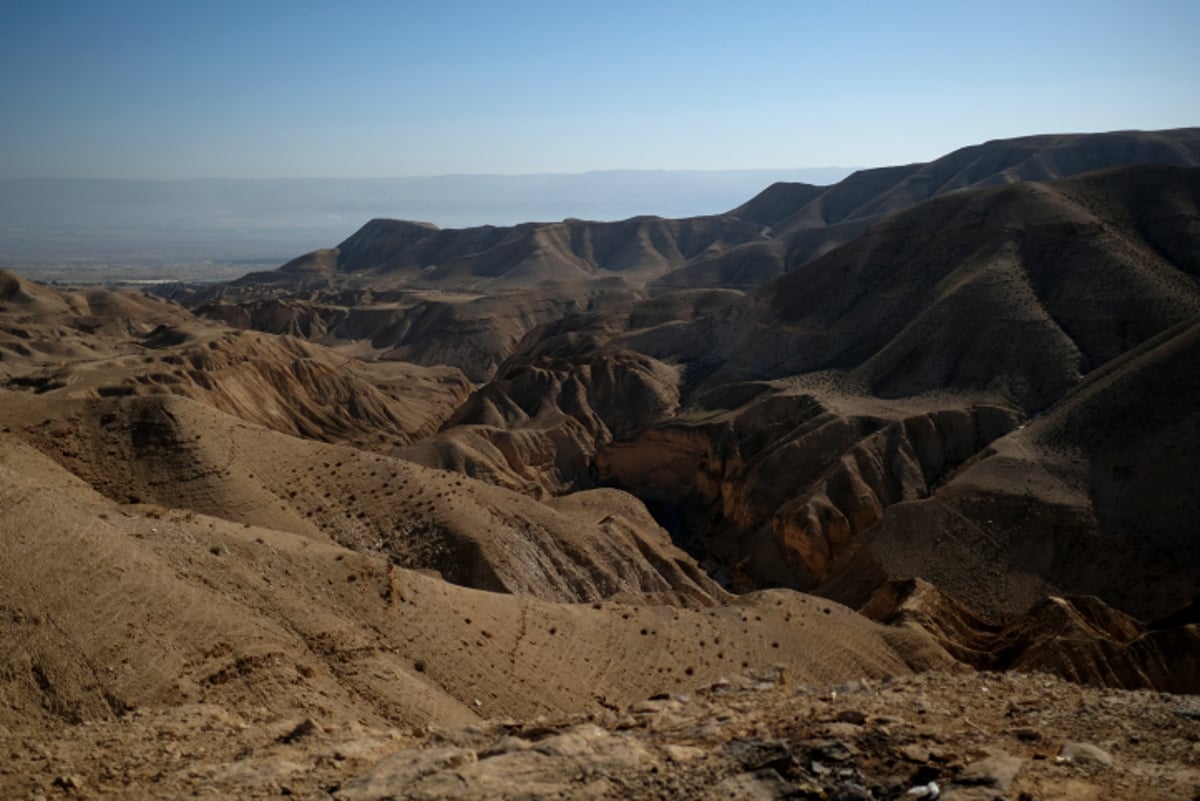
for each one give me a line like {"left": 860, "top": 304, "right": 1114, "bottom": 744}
{"left": 742, "top": 127, "right": 1200, "bottom": 233}
{"left": 226, "top": 213, "right": 764, "bottom": 290}
{"left": 274, "top": 127, "right": 1200, "bottom": 295}
{"left": 0, "top": 274, "right": 962, "bottom": 794}
{"left": 148, "top": 140, "right": 1200, "bottom": 633}
{"left": 5, "top": 390, "right": 725, "bottom": 604}
{"left": 4, "top": 128, "right": 1200, "bottom": 798}
{"left": 401, "top": 165, "right": 1199, "bottom": 624}
{"left": 0, "top": 269, "right": 199, "bottom": 363}
{"left": 0, "top": 277, "right": 725, "bottom": 603}
{"left": 0, "top": 431, "right": 948, "bottom": 727}
{"left": 0, "top": 272, "right": 471, "bottom": 450}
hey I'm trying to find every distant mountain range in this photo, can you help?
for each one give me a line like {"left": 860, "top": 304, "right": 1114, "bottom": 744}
{"left": 0, "top": 168, "right": 854, "bottom": 266}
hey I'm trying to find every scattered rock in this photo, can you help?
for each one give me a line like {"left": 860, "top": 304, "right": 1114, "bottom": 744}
{"left": 1013, "top": 727, "right": 1040, "bottom": 742}
{"left": 823, "top": 722, "right": 868, "bottom": 739}
{"left": 1058, "top": 741, "right": 1114, "bottom": 767}
{"left": 725, "top": 738, "right": 794, "bottom": 772}
{"left": 334, "top": 747, "right": 477, "bottom": 801}
{"left": 806, "top": 739, "right": 858, "bottom": 762}
{"left": 663, "top": 744, "right": 706, "bottom": 763}
{"left": 906, "top": 781, "right": 940, "bottom": 799}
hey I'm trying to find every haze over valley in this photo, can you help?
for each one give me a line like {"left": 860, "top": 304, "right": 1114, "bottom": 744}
{"left": 0, "top": 169, "right": 855, "bottom": 277}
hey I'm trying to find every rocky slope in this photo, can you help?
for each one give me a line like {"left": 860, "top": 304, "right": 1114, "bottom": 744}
{"left": 7, "top": 667, "right": 1198, "bottom": 800}
{"left": 823, "top": 313, "right": 1200, "bottom": 621}
{"left": 185, "top": 280, "right": 644, "bottom": 382}
{"left": 596, "top": 392, "right": 1022, "bottom": 591}
{"left": 5, "top": 391, "right": 721, "bottom": 604}
{"left": 705, "top": 165, "right": 1200, "bottom": 410}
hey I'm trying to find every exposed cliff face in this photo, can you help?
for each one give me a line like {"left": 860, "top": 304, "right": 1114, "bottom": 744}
{"left": 595, "top": 390, "right": 1020, "bottom": 592}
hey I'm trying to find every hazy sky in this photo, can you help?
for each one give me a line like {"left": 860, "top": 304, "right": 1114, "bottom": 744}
{"left": 2, "top": 0, "right": 1197, "bottom": 179}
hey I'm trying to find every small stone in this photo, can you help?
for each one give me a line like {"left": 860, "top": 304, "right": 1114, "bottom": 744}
{"left": 807, "top": 739, "right": 857, "bottom": 762}
{"left": 831, "top": 782, "right": 874, "bottom": 801}
{"left": 822, "top": 722, "right": 866, "bottom": 739}
{"left": 1058, "top": 742, "right": 1113, "bottom": 768}
{"left": 664, "top": 744, "right": 705, "bottom": 763}
{"left": 726, "top": 738, "right": 794, "bottom": 772}
{"left": 906, "top": 781, "right": 940, "bottom": 799}
{"left": 837, "top": 710, "right": 867, "bottom": 725}
{"left": 955, "top": 752, "right": 1023, "bottom": 792}
{"left": 52, "top": 775, "right": 84, "bottom": 791}
{"left": 278, "top": 718, "right": 320, "bottom": 744}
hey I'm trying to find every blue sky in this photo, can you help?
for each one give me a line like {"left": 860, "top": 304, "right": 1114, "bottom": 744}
{"left": 1, "top": 0, "right": 1197, "bottom": 179}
